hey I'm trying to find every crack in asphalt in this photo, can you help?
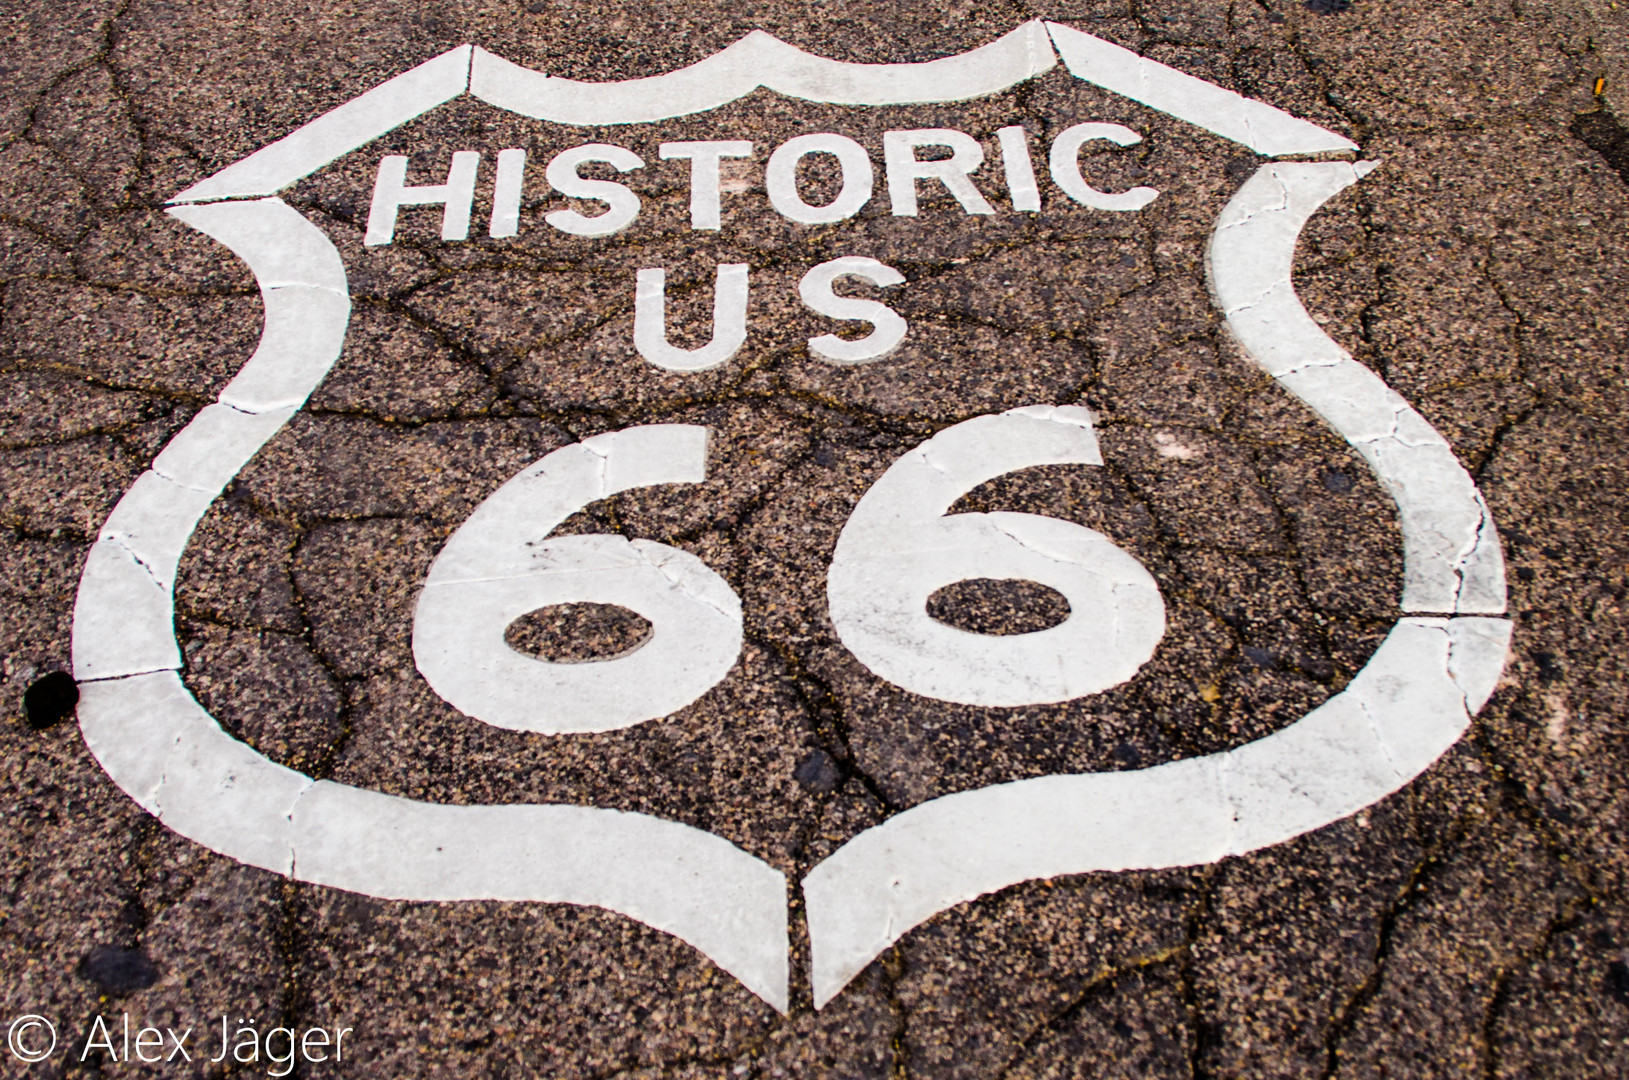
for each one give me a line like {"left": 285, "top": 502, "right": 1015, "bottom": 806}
{"left": 4, "top": 4, "right": 1628, "bottom": 1074}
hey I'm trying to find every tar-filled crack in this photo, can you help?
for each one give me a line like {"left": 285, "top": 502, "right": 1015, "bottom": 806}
{"left": 1348, "top": 184, "right": 1396, "bottom": 384}
{"left": 4, "top": 518, "right": 92, "bottom": 547}
{"left": 1465, "top": 240, "right": 1546, "bottom": 485}
{"left": 18, "top": 10, "right": 1617, "bottom": 1071}
{"left": 1445, "top": 504, "right": 1491, "bottom": 611}
{"left": 4, "top": 348, "right": 218, "bottom": 413}
{"left": 1236, "top": 414, "right": 1354, "bottom": 688}
{"left": 989, "top": 870, "right": 1216, "bottom": 1079}
{"left": 740, "top": 613, "right": 896, "bottom": 1012}
{"left": 181, "top": 502, "right": 359, "bottom": 782}
{"left": 1315, "top": 809, "right": 1476, "bottom": 1079}
{"left": 1179, "top": 868, "right": 1223, "bottom": 1080}
{"left": 1252, "top": 0, "right": 1373, "bottom": 144}
{"left": 269, "top": 879, "right": 308, "bottom": 1080}
{"left": 1477, "top": 899, "right": 1590, "bottom": 1080}
{"left": 1468, "top": 719, "right": 1606, "bottom": 896}
{"left": 1089, "top": 446, "right": 1349, "bottom": 760}
{"left": 0, "top": 399, "right": 188, "bottom": 453}
{"left": 883, "top": 943, "right": 914, "bottom": 1080}
{"left": 1461, "top": 711, "right": 1606, "bottom": 1079}
{"left": 749, "top": 621, "right": 896, "bottom": 815}
{"left": 2, "top": 0, "right": 137, "bottom": 202}
{"left": 258, "top": 199, "right": 1170, "bottom": 435}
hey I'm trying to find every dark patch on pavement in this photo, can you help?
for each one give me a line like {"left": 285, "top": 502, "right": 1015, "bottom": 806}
{"left": 1305, "top": 0, "right": 1354, "bottom": 14}
{"left": 1241, "top": 646, "right": 1280, "bottom": 670}
{"left": 22, "top": 669, "right": 77, "bottom": 730}
{"left": 4, "top": 2, "right": 1629, "bottom": 1075}
{"left": 1530, "top": 650, "right": 1564, "bottom": 683}
{"left": 793, "top": 748, "right": 843, "bottom": 793}
{"left": 79, "top": 945, "right": 160, "bottom": 995}
{"left": 1607, "top": 959, "right": 1629, "bottom": 1006}
{"left": 1321, "top": 468, "right": 1356, "bottom": 493}
{"left": 1111, "top": 742, "right": 1143, "bottom": 767}
{"left": 1573, "top": 107, "right": 1629, "bottom": 186}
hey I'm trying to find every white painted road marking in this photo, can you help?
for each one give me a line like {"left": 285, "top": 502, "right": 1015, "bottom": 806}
{"left": 797, "top": 257, "right": 909, "bottom": 364}
{"left": 804, "top": 616, "right": 1511, "bottom": 1005}
{"left": 827, "top": 406, "right": 1166, "bottom": 707}
{"left": 169, "top": 21, "right": 1356, "bottom": 207}
{"left": 74, "top": 24, "right": 1508, "bottom": 1014}
{"left": 413, "top": 426, "right": 745, "bottom": 735}
{"left": 1208, "top": 162, "right": 1506, "bottom": 615}
{"left": 633, "top": 264, "right": 751, "bottom": 372}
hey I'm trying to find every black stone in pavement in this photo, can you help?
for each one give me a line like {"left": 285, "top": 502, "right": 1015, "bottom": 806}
{"left": 22, "top": 669, "right": 77, "bottom": 730}
{"left": 79, "top": 944, "right": 161, "bottom": 995}
{"left": 1573, "top": 106, "right": 1629, "bottom": 186}
{"left": 3, "top": 2, "right": 1629, "bottom": 1075}
{"left": 793, "top": 749, "right": 843, "bottom": 794}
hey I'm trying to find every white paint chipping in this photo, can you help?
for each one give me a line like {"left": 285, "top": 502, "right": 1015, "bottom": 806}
{"left": 633, "top": 264, "right": 750, "bottom": 372}
{"left": 72, "top": 538, "right": 185, "bottom": 680}
{"left": 1048, "top": 122, "right": 1160, "bottom": 212}
{"left": 469, "top": 23, "right": 1056, "bottom": 124}
{"left": 413, "top": 426, "right": 744, "bottom": 735}
{"left": 1045, "top": 22, "right": 1357, "bottom": 157}
{"left": 883, "top": 129, "right": 996, "bottom": 217}
{"left": 170, "top": 46, "right": 473, "bottom": 204}
{"left": 1446, "top": 616, "right": 1512, "bottom": 713}
{"left": 1206, "top": 162, "right": 1506, "bottom": 615}
{"left": 797, "top": 257, "right": 908, "bottom": 364}
{"left": 804, "top": 616, "right": 1512, "bottom": 1006}
{"left": 95, "top": 471, "right": 220, "bottom": 593}
{"left": 765, "top": 133, "right": 875, "bottom": 224}
{"left": 827, "top": 406, "right": 1166, "bottom": 706}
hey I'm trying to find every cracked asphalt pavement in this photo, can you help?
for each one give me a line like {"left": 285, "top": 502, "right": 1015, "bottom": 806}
{"left": 3, "top": 0, "right": 1629, "bottom": 1076}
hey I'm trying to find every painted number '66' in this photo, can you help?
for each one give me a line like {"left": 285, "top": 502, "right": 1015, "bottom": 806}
{"left": 412, "top": 406, "right": 1166, "bottom": 734}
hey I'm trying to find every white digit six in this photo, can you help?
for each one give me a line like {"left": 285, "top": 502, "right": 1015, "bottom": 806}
{"left": 414, "top": 407, "right": 1164, "bottom": 730}
{"left": 826, "top": 405, "right": 1165, "bottom": 707}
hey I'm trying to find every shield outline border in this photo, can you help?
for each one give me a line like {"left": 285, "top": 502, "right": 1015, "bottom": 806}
{"left": 69, "top": 22, "right": 1512, "bottom": 1013}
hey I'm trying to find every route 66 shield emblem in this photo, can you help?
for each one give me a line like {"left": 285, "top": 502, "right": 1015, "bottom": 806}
{"left": 71, "top": 21, "right": 1511, "bottom": 1014}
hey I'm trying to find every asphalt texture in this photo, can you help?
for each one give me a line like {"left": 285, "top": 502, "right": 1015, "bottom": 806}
{"left": 3, "top": 1, "right": 1629, "bottom": 1077}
